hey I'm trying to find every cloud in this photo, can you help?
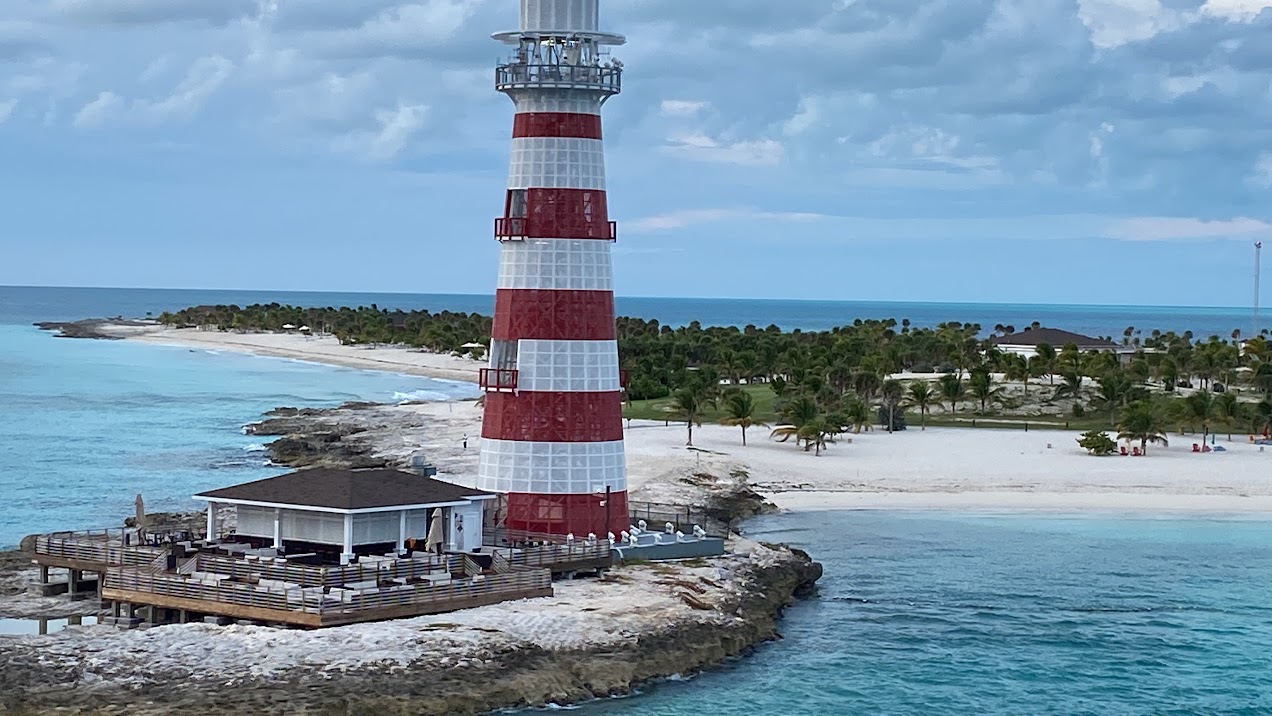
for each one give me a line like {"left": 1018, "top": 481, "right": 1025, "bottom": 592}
{"left": 310, "top": 1, "right": 485, "bottom": 59}
{"left": 48, "top": 0, "right": 258, "bottom": 26}
{"left": 1248, "top": 154, "right": 1272, "bottom": 189}
{"left": 1200, "top": 0, "right": 1272, "bottom": 22}
{"left": 659, "top": 100, "right": 706, "bottom": 117}
{"left": 0, "top": 98, "right": 16, "bottom": 123}
{"left": 335, "top": 103, "right": 428, "bottom": 161}
{"left": 1104, "top": 216, "right": 1272, "bottom": 241}
{"left": 628, "top": 208, "right": 827, "bottom": 232}
{"left": 72, "top": 56, "right": 233, "bottom": 128}
{"left": 661, "top": 133, "right": 784, "bottom": 166}
{"left": 72, "top": 91, "right": 123, "bottom": 128}
{"left": 1077, "top": 0, "right": 1180, "bottom": 49}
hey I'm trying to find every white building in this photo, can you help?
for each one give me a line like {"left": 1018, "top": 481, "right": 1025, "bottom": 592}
{"left": 195, "top": 468, "right": 495, "bottom": 565}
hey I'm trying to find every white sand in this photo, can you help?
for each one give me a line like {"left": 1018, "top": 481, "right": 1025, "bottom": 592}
{"left": 109, "top": 325, "right": 482, "bottom": 383}
{"left": 110, "top": 327, "right": 1272, "bottom": 514}
{"left": 622, "top": 422, "right": 1272, "bottom": 514}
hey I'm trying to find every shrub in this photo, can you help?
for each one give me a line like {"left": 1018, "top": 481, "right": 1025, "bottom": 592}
{"left": 1077, "top": 430, "right": 1117, "bottom": 456}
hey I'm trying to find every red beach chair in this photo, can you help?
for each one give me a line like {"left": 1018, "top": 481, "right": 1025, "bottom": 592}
{"left": 1132, "top": 446, "right": 1142, "bottom": 457}
{"left": 1120, "top": 446, "right": 1129, "bottom": 456}
{"left": 1192, "top": 444, "right": 1201, "bottom": 453}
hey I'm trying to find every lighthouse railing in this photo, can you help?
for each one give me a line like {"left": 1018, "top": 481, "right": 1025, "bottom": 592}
{"left": 496, "top": 63, "right": 621, "bottom": 94}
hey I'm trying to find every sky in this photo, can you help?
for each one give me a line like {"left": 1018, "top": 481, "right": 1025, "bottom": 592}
{"left": 2, "top": 0, "right": 1271, "bottom": 307}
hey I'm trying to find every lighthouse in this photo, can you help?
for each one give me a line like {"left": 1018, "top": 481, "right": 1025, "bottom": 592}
{"left": 477, "top": 0, "right": 628, "bottom": 537}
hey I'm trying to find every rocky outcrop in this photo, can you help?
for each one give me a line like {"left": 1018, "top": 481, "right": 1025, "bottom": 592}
{"left": 0, "top": 546, "right": 821, "bottom": 716}
{"left": 34, "top": 319, "right": 152, "bottom": 340}
{"left": 245, "top": 403, "right": 402, "bottom": 470}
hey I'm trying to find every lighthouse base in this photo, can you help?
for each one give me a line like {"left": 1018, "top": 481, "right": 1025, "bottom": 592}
{"left": 503, "top": 491, "right": 629, "bottom": 537}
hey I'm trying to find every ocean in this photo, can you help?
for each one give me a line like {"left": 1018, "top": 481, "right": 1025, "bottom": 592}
{"left": 4, "top": 285, "right": 1272, "bottom": 714}
{"left": 577, "top": 511, "right": 1272, "bottom": 715}
{"left": 1, "top": 284, "right": 1263, "bottom": 339}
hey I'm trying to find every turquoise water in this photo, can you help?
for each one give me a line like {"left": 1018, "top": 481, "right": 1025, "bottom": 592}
{"left": 0, "top": 323, "right": 477, "bottom": 547}
{"left": 578, "top": 510, "right": 1272, "bottom": 715}
{"left": 6, "top": 286, "right": 1272, "bottom": 712}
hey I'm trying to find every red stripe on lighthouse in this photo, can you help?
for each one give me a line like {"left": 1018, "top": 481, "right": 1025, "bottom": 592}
{"left": 513, "top": 112, "right": 603, "bottom": 139}
{"left": 505, "top": 492, "right": 630, "bottom": 537}
{"left": 521, "top": 188, "right": 611, "bottom": 240}
{"left": 482, "top": 391, "right": 624, "bottom": 442}
{"left": 492, "top": 289, "right": 616, "bottom": 341}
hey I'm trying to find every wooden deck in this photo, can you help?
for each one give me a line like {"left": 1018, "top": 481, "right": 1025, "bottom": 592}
{"left": 32, "top": 528, "right": 607, "bottom": 628}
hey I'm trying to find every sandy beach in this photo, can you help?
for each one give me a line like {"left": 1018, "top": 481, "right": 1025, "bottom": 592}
{"left": 111, "top": 326, "right": 1272, "bottom": 514}
{"left": 107, "top": 325, "right": 483, "bottom": 383}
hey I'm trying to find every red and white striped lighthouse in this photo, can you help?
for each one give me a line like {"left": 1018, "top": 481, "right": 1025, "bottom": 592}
{"left": 477, "top": 0, "right": 627, "bottom": 537}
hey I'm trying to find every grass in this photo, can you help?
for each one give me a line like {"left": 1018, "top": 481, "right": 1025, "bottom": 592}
{"left": 623, "top": 383, "right": 780, "bottom": 423}
{"left": 623, "top": 382, "right": 1121, "bottom": 434}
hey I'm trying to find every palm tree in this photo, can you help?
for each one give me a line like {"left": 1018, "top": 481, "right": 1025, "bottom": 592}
{"left": 1003, "top": 354, "right": 1030, "bottom": 395}
{"left": 938, "top": 373, "right": 966, "bottom": 414}
{"left": 1184, "top": 390, "right": 1217, "bottom": 448}
{"left": 719, "top": 390, "right": 766, "bottom": 446}
{"left": 1093, "top": 371, "right": 1133, "bottom": 426}
{"left": 907, "top": 380, "right": 936, "bottom": 430}
{"left": 1215, "top": 391, "right": 1241, "bottom": 440}
{"left": 969, "top": 368, "right": 1003, "bottom": 414}
{"left": 771, "top": 394, "right": 821, "bottom": 449}
{"left": 1034, "top": 343, "right": 1058, "bottom": 385}
{"left": 844, "top": 394, "right": 875, "bottom": 434}
{"left": 1052, "top": 369, "right": 1085, "bottom": 401}
{"left": 1117, "top": 401, "right": 1169, "bottom": 455}
{"left": 669, "top": 387, "right": 710, "bottom": 447}
{"left": 880, "top": 379, "right": 904, "bottom": 433}
{"left": 799, "top": 419, "right": 835, "bottom": 456}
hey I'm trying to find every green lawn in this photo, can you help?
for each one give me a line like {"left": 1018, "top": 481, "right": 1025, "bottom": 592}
{"left": 623, "top": 383, "right": 780, "bottom": 423}
{"left": 624, "top": 383, "right": 1118, "bottom": 433}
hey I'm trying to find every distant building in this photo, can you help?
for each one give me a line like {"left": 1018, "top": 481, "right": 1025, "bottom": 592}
{"left": 990, "top": 327, "right": 1137, "bottom": 363}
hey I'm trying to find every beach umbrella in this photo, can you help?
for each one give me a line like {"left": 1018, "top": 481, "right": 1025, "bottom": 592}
{"left": 425, "top": 508, "right": 445, "bottom": 554}
{"left": 282, "top": 324, "right": 297, "bottom": 330}
{"left": 299, "top": 325, "right": 311, "bottom": 332}
{"left": 134, "top": 493, "right": 146, "bottom": 534}
{"left": 461, "top": 342, "right": 486, "bottom": 350}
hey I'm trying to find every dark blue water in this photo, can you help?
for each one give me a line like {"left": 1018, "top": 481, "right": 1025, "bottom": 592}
{"left": 0, "top": 285, "right": 1261, "bottom": 338}
{"left": 577, "top": 510, "right": 1272, "bottom": 715}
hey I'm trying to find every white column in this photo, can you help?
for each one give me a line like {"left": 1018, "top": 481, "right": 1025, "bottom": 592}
{"left": 340, "top": 513, "right": 355, "bottom": 565}
{"left": 397, "top": 510, "right": 408, "bottom": 554}
{"left": 205, "top": 502, "right": 217, "bottom": 542}
{"left": 273, "top": 508, "right": 282, "bottom": 550}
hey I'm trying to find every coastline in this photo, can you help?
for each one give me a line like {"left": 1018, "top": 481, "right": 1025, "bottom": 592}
{"left": 104, "top": 324, "right": 484, "bottom": 384}
{"left": 83, "top": 325, "right": 1272, "bottom": 515}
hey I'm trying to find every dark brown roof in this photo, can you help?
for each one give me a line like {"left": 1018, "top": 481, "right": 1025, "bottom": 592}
{"left": 990, "top": 327, "right": 1119, "bottom": 350}
{"left": 195, "top": 469, "right": 493, "bottom": 511}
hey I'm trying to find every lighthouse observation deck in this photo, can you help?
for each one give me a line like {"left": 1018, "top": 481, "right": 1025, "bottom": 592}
{"left": 496, "top": 62, "right": 621, "bottom": 95}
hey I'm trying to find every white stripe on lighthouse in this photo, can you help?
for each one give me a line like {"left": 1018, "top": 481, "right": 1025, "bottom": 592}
{"left": 508, "top": 137, "right": 608, "bottom": 191}
{"left": 514, "top": 339, "right": 620, "bottom": 392}
{"left": 478, "top": 438, "right": 626, "bottom": 495}
{"left": 496, "top": 239, "right": 614, "bottom": 291}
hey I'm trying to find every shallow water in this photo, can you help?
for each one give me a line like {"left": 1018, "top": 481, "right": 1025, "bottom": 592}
{"left": 0, "top": 324, "right": 477, "bottom": 547}
{"left": 0, "top": 615, "right": 99, "bottom": 636}
{"left": 574, "top": 510, "right": 1272, "bottom": 715}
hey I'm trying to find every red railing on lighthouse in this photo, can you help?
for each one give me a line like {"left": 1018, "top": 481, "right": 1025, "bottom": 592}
{"left": 479, "top": 369, "right": 519, "bottom": 393}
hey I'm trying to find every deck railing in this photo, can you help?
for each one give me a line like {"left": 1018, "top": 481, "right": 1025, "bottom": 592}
{"left": 192, "top": 553, "right": 460, "bottom": 588}
{"left": 104, "top": 564, "right": 551, "bottom": 618}
{"left": 34, "top": 532, "right": 165, "bottom": 567}
{"left": 495, "top": 63, "right": 621, "bottom": 94}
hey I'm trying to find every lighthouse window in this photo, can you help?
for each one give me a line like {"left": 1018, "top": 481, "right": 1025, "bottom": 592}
{"left": 506, "top": 189, "right": 527, "bottom": 218}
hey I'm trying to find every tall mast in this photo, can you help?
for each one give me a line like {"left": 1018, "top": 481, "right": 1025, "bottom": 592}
{"left": 1256, "top": 241, "right": 1263, "bottom": 338}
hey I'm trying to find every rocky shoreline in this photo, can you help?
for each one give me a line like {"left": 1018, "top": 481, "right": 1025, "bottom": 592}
{"left": 34, "top": 319, "right": 155, "bottom": 340}
{"left": 0, "top": 543, "right": 820, "bottom": 716}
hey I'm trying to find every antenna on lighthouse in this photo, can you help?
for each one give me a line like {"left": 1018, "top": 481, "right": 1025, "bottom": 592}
{"left": 1256, "top": 241, "right": 1263, "bottom": 338}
